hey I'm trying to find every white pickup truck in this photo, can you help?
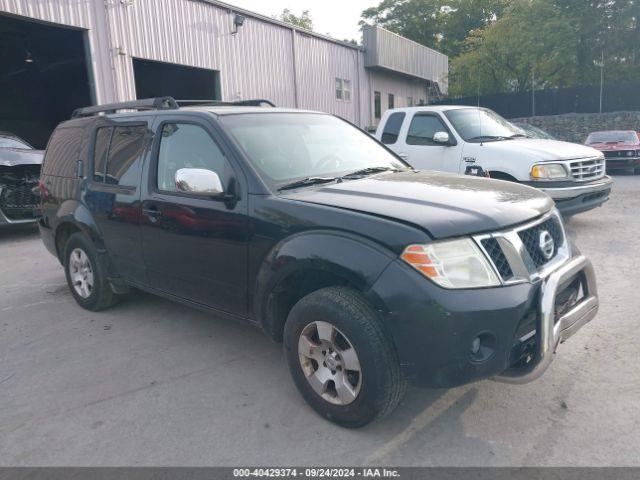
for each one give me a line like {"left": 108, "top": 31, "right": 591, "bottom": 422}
{"left": 375, "top": 106, "right": 613, "bottom": 217}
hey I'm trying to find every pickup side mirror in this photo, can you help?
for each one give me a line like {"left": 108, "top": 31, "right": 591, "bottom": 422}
{"left": 433, "top": 131, "right": 450, "bottom": 145}
{"left": 175, "top": 168, "right": 224, "bottom": 196}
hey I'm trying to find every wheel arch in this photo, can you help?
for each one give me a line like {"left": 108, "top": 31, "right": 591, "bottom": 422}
{"left": 488, "top": 170, "right": 520, "bottom": 182}
{"left": 254, "top": 230, "right": 395, "bottom": 342}
{"left": 53, "top": 200, "right": 104, "bottom": 263}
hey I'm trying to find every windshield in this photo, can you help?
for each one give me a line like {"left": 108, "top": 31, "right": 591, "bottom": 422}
{"left": 220, "top": 113, "right": 408, "bottom": 188}
{"left": 444, "top": 108, "right": 522, "bottom": 142}
{"left": 0, "top": 136, "right": 32, "bottom": 149}
{"left": 586, "top": 131, "right": 639, "bottom": 145}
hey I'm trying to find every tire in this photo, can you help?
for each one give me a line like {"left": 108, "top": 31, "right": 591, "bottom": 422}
{"left": 283, "top": 287, "right": 406, "bottom": 428}
{"left": 63, "top": 232, "right": 118, "bottom": 311}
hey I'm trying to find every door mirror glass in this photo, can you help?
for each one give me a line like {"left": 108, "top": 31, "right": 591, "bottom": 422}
{"left": 433, "top": 131, "right": 450, "bottom": 144}
{"left": 175, "top": 168, "right": 224, "bottom": 195}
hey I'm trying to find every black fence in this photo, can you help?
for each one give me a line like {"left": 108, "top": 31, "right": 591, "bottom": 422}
{"left": 433, "top": 82, "right": 640, "bottom": 119}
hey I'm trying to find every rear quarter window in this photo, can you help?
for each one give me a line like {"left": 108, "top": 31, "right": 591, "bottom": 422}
{"left": 381, "top": 112, "right": 405, "bottom": 145}
{"left": 42, "top": 127, "right": 85, "bottom": 178}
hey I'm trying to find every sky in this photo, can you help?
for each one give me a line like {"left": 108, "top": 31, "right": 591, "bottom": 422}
{"left": 222, "top": 0, "right": 380, "bottom": 41}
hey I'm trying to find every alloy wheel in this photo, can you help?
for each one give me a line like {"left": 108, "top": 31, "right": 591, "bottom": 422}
{"left": 69, "top": 248, "right": 94, "bottom": 299}
{"left": 298, "top": 320, "right": 362, "bottom": 405}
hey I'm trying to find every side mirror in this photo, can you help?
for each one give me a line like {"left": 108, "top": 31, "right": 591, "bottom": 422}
{"left": 175, "top": 168, "right": 224, "bottom": 196}
{"left": 433, "top": 131, "right": 450, "bottom": 145}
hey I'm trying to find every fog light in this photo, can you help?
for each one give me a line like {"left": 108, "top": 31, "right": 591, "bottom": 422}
{"left": 469, "top": 332, "right": 497, "bottom": 363}
{"left": 471, "top": 336, "right": 481, "bottom": 355}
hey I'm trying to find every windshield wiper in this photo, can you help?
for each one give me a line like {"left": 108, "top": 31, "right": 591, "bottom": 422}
{"left": 341, "top": 166, "right": 401, "bottom": 179}
{"left": 508, "top": 133, "right": 530, "bottom": 139}
{"left": 467, "top": 135, "right": 508, "bottom": 142}
{"left": 277, "top": 176, "right": 337, "bottom": 191}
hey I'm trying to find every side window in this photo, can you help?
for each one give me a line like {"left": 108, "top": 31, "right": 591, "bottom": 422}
{"left": 374, "top": 91, "right": 381, "bottom": 120}
{"left": 381, "top": 112, "right": 405, "bottom": 145}
{"left": 93, "top": 127, "right": 112, "bottom": 182}
{"left": 106, "top": 126, "right": 146, "bottom": 186}
{"left": 388, "top": 94, "right": 395, "bottom": 110}
{"left": 42, "top": 127, "right": 84, "bottom": 177}
{"left": 156, "top": 123, "right": 229, "bottom": 193}
{"left": 406, "top": 115, "right": 448, "bottom": 146}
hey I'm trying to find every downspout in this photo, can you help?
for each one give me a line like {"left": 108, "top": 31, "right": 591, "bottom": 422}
{"left": 290, "top": 28, "right": 300, "bottom": 108}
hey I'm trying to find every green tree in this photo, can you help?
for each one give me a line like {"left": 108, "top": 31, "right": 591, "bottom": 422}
{"left": 276, "top": 8, "right": 314, "bottom": 30}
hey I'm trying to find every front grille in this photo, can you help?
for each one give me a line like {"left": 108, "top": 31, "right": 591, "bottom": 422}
{"left": 569, "top": 157, "right": 605, "bottom": 181}
{"left": 477, "top": 212, "right": 568, "bottom": 283}
{"left": 481, "top": 238, "right": 514, "bottom": 280}
{"left": 603, "top": 150, "right": 636, "bottom": 159}
{"left": 518, "top": 216, "right": 564, "bottom": 268}
{"left": 0, "top": 166, "right": 40, "bottom": 221}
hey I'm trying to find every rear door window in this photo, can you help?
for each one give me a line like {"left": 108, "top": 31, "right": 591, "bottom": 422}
{"left": 406, "top": 114, "right": 448, "bottom": 145}
{"left": 381, "top": 112, "right": 405, "bottom": 145}
{"left": 92, "top": 125, "right": 147, "bottom": 187}
{"left": 42, "top": 127, "right": 85, "bottom": 177}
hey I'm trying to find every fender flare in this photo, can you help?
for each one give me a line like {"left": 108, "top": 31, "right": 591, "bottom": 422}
{"left": 253, "top": 230, "right": 396, "bottom": 338}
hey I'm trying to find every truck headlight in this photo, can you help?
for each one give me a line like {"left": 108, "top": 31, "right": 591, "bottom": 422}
{"left": 401, "top": 238, "right": 500, "bottom": 289}
{"left": 530, "top": 163, "right": 568, "bottom": 180}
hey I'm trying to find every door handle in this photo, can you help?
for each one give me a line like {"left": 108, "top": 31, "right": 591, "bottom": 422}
{"left": 397, "top": 152, "right": 408, "bottom": 160}
{"left": 142, "top": 206, "right": 161, "bottom": 221}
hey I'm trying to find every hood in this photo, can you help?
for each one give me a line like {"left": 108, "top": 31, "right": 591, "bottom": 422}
{"left": 0, "top": 148, "right": 44, "bottom": 167}
{"left": 478, "top": 138, "right": 602, "bottom": 161}
{"left": 587, "top": 142, "right": 640, "bottom": 152}
{"left": 280, "top": 171, "right": 553, "bottom": 239}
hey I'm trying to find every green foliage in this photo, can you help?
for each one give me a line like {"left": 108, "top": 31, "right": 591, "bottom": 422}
{"left": 276, "top": 8, "right": 314, "bottom": 31}
{"left": 361, "top": 0, "right": 640, "bottom": 96}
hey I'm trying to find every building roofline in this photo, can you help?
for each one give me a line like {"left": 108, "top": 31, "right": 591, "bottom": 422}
{"left": 197, "top": 0, "right": 363, "bottom": 50}
{"left": 362, "top": 24, "right": 447, "bottom": 60}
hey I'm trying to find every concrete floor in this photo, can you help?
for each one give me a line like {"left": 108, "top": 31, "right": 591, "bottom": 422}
{"left": 0, "top": 175, "right": 639, "bottom": 467}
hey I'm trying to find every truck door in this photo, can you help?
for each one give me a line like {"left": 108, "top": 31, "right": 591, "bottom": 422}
{"left": 85, "top": 119, "right": 150, "bottom": 285}
{"left": 139, "top": 116, "right": 249, "bottom": 316}
{"left": 392, "top": 112, "right": 461, "bottom": 172}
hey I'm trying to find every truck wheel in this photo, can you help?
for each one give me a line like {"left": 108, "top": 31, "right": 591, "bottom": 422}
{"left": 64, "top": 232, "right": 117, "bottom": 311}
{"left": 283, "top": 287, "right": 406, "bottom": 428}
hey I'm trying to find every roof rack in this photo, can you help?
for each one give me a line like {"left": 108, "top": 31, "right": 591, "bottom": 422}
{"left": 176, "top": 99, "right": 276, "bottom": 107}
{"left": 71, "top": 97, "right": 179, "bottom": 118}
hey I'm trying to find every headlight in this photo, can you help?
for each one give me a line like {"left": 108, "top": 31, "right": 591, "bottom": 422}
{"left": 627, "top": 151, "right": 635, "bottom": 157}
{"left": 530, "top": 163, "right": 568, "bottom": 180}
{"left": 401, "top": 238, "right": 500, "bottom": 289}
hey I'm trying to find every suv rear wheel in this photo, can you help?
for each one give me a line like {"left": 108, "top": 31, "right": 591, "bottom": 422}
{"left": 64, "top": 232, "right": 118, "bottom": 311}
{"left": 283, "top": 287, "right": 406, "bottom": 428}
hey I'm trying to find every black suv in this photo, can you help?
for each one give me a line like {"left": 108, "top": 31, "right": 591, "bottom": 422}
{"left": 39, "top": 97, "right": 599, "bottom": 427}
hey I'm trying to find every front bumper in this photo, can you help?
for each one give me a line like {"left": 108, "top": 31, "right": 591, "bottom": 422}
{"left": 495, "top": 254, "right": 598, "bottom": 383}
{"left": 605, "top": 156, "right": 640, "bottom": 169}
{"left": 368, "top": 253, "right": 598, "bottom": 388}
{"left": 536, "top": 176, "right": 612, "bottom": 216}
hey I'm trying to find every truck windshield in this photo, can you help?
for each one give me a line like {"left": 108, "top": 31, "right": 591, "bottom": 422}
{"left": 220, "top": 113, "right": 408, "bottom": 188}
{"left": 586, "top": 131, "right": 639, "bottom": 145}
{"left": 444, "top": 108, "right": 522, "bottom": 142}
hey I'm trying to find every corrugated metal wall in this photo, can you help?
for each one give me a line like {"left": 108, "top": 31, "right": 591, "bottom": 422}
{"left": 363, "top": 25, "right": 449, "bottom": 93}
{"left": 0, "top": 0, "right": 447, "bottom": 128}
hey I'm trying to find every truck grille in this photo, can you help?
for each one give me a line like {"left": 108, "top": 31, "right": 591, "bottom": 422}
{"left": 518, "top": 216, "right": 564, "bottom": 267}
{"left": 569, "top": 157, "right": 605, "bottom": 181}
{"left": 603, "top": 150, "right": 637, "bottom": 159}
{"left": 481, "top": 238, "right": 514, "bottom": 280}
{"left": 477, "top": 212, "right": 568, "bottom": 283}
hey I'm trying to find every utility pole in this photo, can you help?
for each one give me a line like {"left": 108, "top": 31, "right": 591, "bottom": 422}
{"left": 531, "top": 65, "right": 536, "bottom": 117}
{"left": 599, "top": 50, "right": 604, "bottom": 114}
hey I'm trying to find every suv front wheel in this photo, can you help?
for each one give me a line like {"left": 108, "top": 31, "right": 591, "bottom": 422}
{"left": 283, "top": 287, "right": 406, "bottom": 428}
{"left": 64, "top": 232, "right": 118, "bottom": 311}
